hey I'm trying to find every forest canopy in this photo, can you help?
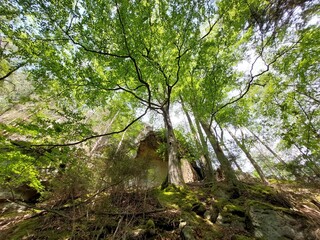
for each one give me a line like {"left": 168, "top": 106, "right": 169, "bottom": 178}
{"left": 0, "top": 0, "right": 319, "bottom": 191}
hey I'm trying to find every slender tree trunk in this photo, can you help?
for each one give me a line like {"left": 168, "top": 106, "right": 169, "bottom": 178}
{"left": 180, "top": 96, "right": 214, "bottom": 180}
{"left": 247, "top": 128, "right": 305, "bottom": 180}
{"left": 247, "top": 128, "right": 287, "bottom": 165}
{"left": 90, "top": 111, "right": 119, "bottom": 156}
{"left": 227, "top": 128, "right": 269, "bottom": 185}
{"left": 183, "top": 110, "right": 207, "bottom": 179}
{"left": 253, "top": 143, "right": 282, "bottom": 179}
{"left": 115, "top": 128, "right": 127, "bottom": 154}
{"left": 200, "top": 121, "right": 238, "bottom": 186}
{"left": 223, "top": 144, "right": 243, "bottom": 172}
{"left": 194, "top": 119, "right": 215, "bottom": 180}
{"left": 216, "top": 125, "right": 243, "bottom": 173}
{"left": 162, "top": 106, "right": 184, "bottom": 186}
{"left": 294, "top": 143, "right": 320, "bottom": 177}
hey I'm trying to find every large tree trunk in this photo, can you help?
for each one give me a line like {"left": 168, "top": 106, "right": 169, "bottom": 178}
{"left": 162, "top": 106, "right": 184, "bottom": 186}
{"left": 200, "top": 121, "right": 238, "bottom": 186}
{"left": 227, "top": 128, "right": 269, "bottom": 185}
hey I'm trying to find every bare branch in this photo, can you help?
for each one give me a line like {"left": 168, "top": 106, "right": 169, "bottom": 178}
{"left": 96, "top": 208, "right": 166, "bottom": 216}
{"left": 64, "top": 30, "right": 130, "bottom": 58}
{"left": 209, "top": 37, "right": 303, "bottom": 127}
{"left": 0, "top": 62, "right": 27, "bottom": 81}
{"left": 31, "top": 107, "right": 149, "bottom": 148}
{"left": 115, "top": 2, "right": 153, "bottom": 109}
{"left": 200, "top": 13, "right": 224, "bottom": 41}
{"left": 116, "top": 84, "right": 161, "bottom": 110}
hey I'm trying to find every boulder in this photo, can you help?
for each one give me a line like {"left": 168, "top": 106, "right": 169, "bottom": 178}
{"left": 246, "top": 201, "right": 306, "bottom": 240}
{"left": 181, "top": 159, "right": 200, "bottom": 183}
{"left": 204, "top": 205, "right": 219, "bottom": 223}
{"left": 180, "top": 226, "right": 196, "bottom": 240}
{"left": 191, "top": 202, "right": 206, "bottom": 217}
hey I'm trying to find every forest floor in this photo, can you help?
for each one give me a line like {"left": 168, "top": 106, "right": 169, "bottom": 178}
{"left": 1, "top": 179, "right": 320, "bottom": 240}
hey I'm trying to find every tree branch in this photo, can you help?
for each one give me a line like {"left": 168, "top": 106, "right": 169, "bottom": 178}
{"left": 0, "top": 62, "right": 27, "bottom": 81}
{"left": 209, "top": 37, "right": 303, "bottom": 127}
{"left": 31, "top": 107, "right": 149, "bottom": 147}
{"left": 200, "top": 13, "right": 224, "bottom": 41}
{"left": 115, "top": 2, "right": 153, "bottom": 109}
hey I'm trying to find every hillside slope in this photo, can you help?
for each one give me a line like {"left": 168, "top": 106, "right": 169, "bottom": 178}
{"left": 1, "top": 179, "right": 320, "bottom": 240}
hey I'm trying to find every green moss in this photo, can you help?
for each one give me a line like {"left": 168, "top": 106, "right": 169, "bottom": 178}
{"left": 246, "top": 200, "right": 293, "bottom": 213}
{"left": 182, "top": 202, "right": 193, "bottom": 211}
{"left": 268, "top": 178, "right": 295, "bottom": 184}
{"left": 198, "top": 223, "right": 224, "bottom": 239}
{"left": 223, "top": 204, "right": 245, "bottom": 212}
{"left": 0, "top": 210, "right": 32, "bottom": 220}
{"left": 248, "top": 184, "right": 274, "bottom": 195}
{"left": 215, "top": 199, "right": 228, "bottom": 210}
{"left": 145, "top": 219, "right": 155, "bottom": 229}
{"left": 6, "top": 218, "right": 69, "bottom": 240}
{"left": 231, "top": 234, "right": 255, "bottom": 240}
{"left": 155, "top": 187, "right": 199, "bottom": 210}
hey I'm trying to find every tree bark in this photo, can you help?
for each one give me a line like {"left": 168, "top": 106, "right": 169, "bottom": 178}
{"left": 247, "top": 128, "right": 287, "bottom": 165}
{"left": 216, "top": 125, "right": 243, "bottom": 173}
{"left": 294, "top": 143, "right": 320, "bottom": 177}
{"left": 199, "top": 121, "right": 238, "bottom": 186}
{"left": 180, "top": 96, "right": 214, "bottom": 180}
{"left": 162, "top": 106, "right": 184, "bottom": 186}
{"left": 253, "top": 143, "right": 282, "bottom": 179}
{"left": 227, "top": 128, "right": 268, "bottom": 184}
{"left": 194, "top": 119, "right": 215, "bottom": 180}
{"left": 222, "top": 144, "right": 243, "bottom": 173}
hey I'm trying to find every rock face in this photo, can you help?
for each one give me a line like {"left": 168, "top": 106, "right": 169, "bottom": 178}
{"left": 0, "top": 184, "right": 40, "bottom": 203}
{"left": 181, "top": 159, "right": 199, "bottom": 183}
{"left": 135, "top": 131, "right": 200, "bottom": 187}
{"left": 135, "top": 131, "right": 167, "bottom": 187}
{"left": 0, "top": 184, "right": 40, "bottom": 215}
{"left": 246, "top": 201, "right": 308, "bottom": 240}
{"left": 136, "top": 131, "right": 163, "bottom": 163}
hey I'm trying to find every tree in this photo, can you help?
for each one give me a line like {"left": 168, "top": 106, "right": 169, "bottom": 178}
{"left": 1, "top": 0, "right": 318, "bottom": 188}
{"left": 243, "top": 18, "right": 320, "bottom": 180}
{"left": 227, "top": 128, "right": 268, "bottom": 184}
{"left": 180, "top": 96, "right": 214, "bottom": 180}
{"left": 1, "top": 0, "right": 221, "bottom": 186}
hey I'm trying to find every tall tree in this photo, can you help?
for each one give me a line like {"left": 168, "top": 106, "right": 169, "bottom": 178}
{"left": 227, "top": 128, "right": 268, "bottom": 184}
{"left": 1, "top": 0, "right": 318, "bottom": 187}
{"left": 247, "top": 128, "right": 286, "bottom": 166}
{"left": 200, "top": 121, "right": 239, "bottom": 185}
{"left": 180, "top": 96, "right": 214, "bottom": 180}
{"left": 1, "top": 0, "right": 220, "bottom": 186}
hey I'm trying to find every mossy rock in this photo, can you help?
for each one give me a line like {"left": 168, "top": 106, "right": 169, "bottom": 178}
{"left": 204, "top": 206, "right": 219, "bottom": 223}
{"left": 180, "top": 226, "right": 196, "bottom": 240}
{"left": 223, "top": 204, "right": 245, "bottom": 217}
{"left": 246, "top": 200, "right": 306, "bottom": 240}
{"left": 231, "top": 234, "right": 255, "bottom": 240}
{"left": 156, "top": 187, "right": 199, "bottom": 210}
{"left": 191, "top": 202, "right": 206, "bottom": 216}
{"left": 181, "top": 224, "right": 224, "bottom": 240}
{"left": 145, "top": 219, "right": 155, "bottom": 229}
{"left": 245, "top": 200, "right": 293, "bottom": 213}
